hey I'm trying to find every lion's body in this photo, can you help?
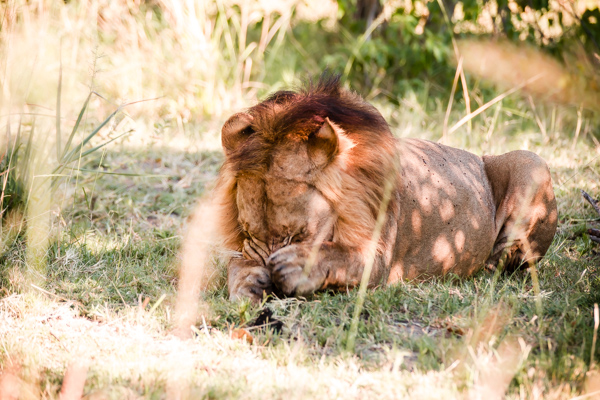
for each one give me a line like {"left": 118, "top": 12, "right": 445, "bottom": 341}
{"left": 390, "top": 138, "right": 497, "bottom": 280}
{"left": 216, "top": 75, "right": 558, "bottom": 302}
{"left": 389, "top": 139, "right": 556, "bottom": 282}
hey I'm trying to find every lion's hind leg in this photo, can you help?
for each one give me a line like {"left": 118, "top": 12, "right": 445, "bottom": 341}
{"left": 483, "top": 151, "right": 558, "bottom": 273}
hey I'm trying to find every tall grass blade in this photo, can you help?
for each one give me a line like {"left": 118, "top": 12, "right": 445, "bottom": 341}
{"left": 342, "top": 7, "right": 390, "bottom": 80}
{"left": 60, "top": 91, "right": 92, "bottom": 161}
{"left": 22, "top": 116, "right": 36, "bottom": 186}
{"left": 56, "top": 57, "right": 62, "bottom": 160}
{"left": 66, "top": 167, "right": 167, "bottom": 177}
{"left": 77, "top": 131, "right": 129, "bottom": 160}
{"left": 442, "top": 56, "right": 463, "bottom": 142}
{"left": 59, "top": 106, "right": 121, "bottom": 167}
{"left": 346, "top": 172, "right": 395, "bottom": 352}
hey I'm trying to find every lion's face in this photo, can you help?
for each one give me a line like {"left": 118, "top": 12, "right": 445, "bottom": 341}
{"left": 236, "top": 141, "right": 335, "bottom": 256}
{"left": 217, "top": 80, "right": 394, "bottom": 275}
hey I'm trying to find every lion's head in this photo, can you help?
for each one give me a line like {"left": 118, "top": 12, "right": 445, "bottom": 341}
{"left": 215, "top": 75, "right": 398, "bottom": 261}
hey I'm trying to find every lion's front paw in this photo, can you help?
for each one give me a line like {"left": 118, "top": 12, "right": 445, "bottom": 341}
{"left": 267, "top": 245, "right": 324, "bottom": 296}
{"left": 229, "top": 264, "right": 273, "bottom": 304}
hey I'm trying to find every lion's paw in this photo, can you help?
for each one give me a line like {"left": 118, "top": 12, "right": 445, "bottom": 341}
{"left": 229, "top": 265, "right": 273, "bottom": 304}
{"left": 267, "top": 245, "right": 323, "bottom": 296}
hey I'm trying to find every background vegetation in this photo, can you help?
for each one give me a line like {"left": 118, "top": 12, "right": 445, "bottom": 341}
{"left": 0, "top": 0, "right": 599, "bottom": 398}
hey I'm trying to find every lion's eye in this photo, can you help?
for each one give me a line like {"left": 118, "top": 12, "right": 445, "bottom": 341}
{"left": 240, "top": 126, "right": 254, "bottom": 136}
{"left": 291, "top": 234, "right": 303, "bottom": 243}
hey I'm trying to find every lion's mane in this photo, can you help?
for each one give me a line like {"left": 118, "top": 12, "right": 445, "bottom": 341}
{"left": 215, "top": 74, "right": 398, "bottom": 253}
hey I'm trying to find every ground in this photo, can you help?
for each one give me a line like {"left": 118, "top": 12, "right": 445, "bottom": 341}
{"left": 1, "top": 120, "right": 600, "bottom": 399}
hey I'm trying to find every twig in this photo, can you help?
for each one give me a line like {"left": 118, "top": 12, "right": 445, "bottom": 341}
{"left": 49, "top": 331, "right": 71, "bottom": 354}
{"left": 582, "top": 190, "right": 600, "bottom": 216}
{"left": 29, "top": 284, "right": 88, "bottom": 314}
{"left": 30, "top": 284, "right": 67, "bottom": 301}
{"left": 589, "top": 229, "right": 600, "bottom": 245}
{"left": 591, "top": 304, "right": 599, "bottom": 368}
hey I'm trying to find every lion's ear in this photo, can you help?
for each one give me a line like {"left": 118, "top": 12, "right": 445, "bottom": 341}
{"left": 308, "top": 117, "right": 339, "bottom": 168}
{"left": 221, "top": 112, "right": 254, "bottom": 156}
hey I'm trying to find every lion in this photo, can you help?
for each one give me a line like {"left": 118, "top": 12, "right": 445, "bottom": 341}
{"left": 215, "top": 74, "right": 558, "bottom": 303}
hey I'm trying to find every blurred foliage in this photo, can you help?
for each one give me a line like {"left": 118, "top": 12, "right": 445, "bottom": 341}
{"left": 323, "top": 0, "right": 600, "bottom": 100}
{"left": 1, "top": 0, "right": 598, "bottom": 122}
{"left": 99, "top": 0, "right": 598, "bottom": 114}
{"left": 332, "top": 0, "right": 454, "bottom": 95}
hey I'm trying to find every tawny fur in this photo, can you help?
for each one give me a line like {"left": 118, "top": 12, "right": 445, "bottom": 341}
{"left": 214, "top": 74, "right": 558, "bottom": 302}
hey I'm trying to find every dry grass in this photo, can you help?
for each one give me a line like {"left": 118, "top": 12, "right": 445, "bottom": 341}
{"left": 0, "top": 294, "right": 465, "bottom": 399}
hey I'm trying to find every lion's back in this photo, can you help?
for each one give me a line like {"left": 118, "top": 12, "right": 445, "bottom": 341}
{"left": 389, "top": 139, "right": 496, "bottom": 281}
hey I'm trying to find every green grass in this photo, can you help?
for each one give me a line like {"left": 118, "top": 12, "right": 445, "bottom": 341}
{"left": 1, "top": 112, "right": 599, "bottom": 398}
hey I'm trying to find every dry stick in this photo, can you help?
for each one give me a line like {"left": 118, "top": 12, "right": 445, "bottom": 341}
{"left": 346, "top": 173, "right": 395, "bottom": 352}
{"left": 589, "top": 229, "right": 600, "bottom": 245}
{"left": 448, "top": 74, "right": 543, "bottom": 135}
{"left": 442, "top": 56, "right": 463, "bottom": 142}
{"left": 30, "top": 283, "right": 66, "bottom": 300}
{"left": 592, "top": 304, "right": 599, "bottom": 368}
{"left": 49, "top": 330, "right": 72, "bottom": 355}
{"left": 559, "top": 155, "right": 600, "bottom": 188}
{"left": 582, "top": 190, "right": 600, "bottom": 216}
